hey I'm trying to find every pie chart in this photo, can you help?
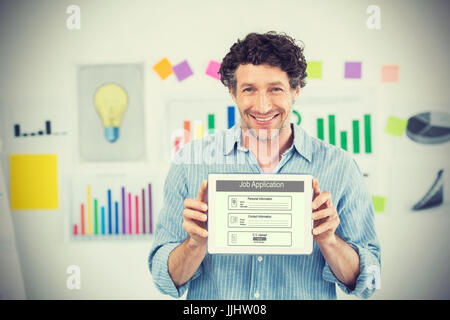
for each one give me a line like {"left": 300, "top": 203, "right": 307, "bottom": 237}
{"left": 406, "top": 111, "right": 450, "bottom": 144}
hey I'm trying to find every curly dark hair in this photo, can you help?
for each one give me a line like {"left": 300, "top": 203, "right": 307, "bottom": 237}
{"left": 219, "top": 31, "right": 308, "bottom": 94}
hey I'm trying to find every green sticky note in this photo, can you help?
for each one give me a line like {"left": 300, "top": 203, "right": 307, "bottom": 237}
{"left": 306, "top": 61, "right": 322, "bottom": 79}
{"left": 372, "top": 195, "right": 386, "bottom": 213}
{"left": 385, "top": 116, "right": 408, "bottom": 136}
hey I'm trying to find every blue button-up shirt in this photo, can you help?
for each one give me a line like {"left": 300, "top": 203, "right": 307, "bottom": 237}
{"left": 149, "top": 124, "right": 381, "bottom": 300}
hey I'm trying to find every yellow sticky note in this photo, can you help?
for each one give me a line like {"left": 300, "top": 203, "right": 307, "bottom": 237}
{"left": 153, "top": 57, "right": 173, "bottom": 80}
{"left": 10, "top": 154, "right": 58, "bottom": 209}
{"left": 372, "top": 195, "right": 386, "bottom": 213}
{"left": 385, "top": 116, "right": 408, "bottom": 136}
{"left": 306, "top": 61, "right": 322, "bottom": 79}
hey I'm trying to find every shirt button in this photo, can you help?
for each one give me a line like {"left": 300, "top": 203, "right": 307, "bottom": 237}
{"left": 257, "top": 256, "right": 263, "bottom": 262}
{"left": 254, "top": 292, "right": 260, "bottom": 298}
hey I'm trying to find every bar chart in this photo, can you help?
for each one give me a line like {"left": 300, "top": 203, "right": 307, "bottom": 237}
{"left": 70, "top": 174, "right": 155, "bottom": 240}
{"left": 293, "top": 87, "right": 377, "bottom": 156}
{"left": 165, "top": 99, "right": 239, "bottom": 157}
{"left": 13, "top": 120, "right": 67, "bottom": 137}
{"left": 315, "top": 114, "right": 372, "bottom": 154}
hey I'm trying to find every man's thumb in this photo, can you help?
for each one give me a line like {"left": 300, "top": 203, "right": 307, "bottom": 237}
{"left": 196, "top": 180, "right": 208, "bottom": 203}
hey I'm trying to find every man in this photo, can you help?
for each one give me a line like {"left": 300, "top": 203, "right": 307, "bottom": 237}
{"left": 149, "top": 31, "right": 381, "bottom": 299}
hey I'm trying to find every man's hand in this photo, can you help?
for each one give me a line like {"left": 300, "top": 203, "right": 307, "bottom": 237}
{"left": 168, "top": 180, "right": 209, "bottom": 287}
{"left": 182, "top": 180, "right": 208, "bottom": 248}
{"left": 312, "top": 178, "right": 340, "bottom": 246}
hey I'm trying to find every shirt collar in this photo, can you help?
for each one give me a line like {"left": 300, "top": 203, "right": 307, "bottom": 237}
{"left": 223, "top": 123, "right": 312, "bottom": 162}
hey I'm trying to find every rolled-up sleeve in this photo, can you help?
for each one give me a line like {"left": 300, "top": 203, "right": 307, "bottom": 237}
{"left": 148, "top": 154, "right": 203, "bottom": 298}
{"left": 322, "top": 158, "right": 381, "bottom": 299}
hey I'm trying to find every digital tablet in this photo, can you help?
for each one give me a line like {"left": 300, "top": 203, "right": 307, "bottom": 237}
{"left": 207, "top": 174, "right": 313, "bottom": 255}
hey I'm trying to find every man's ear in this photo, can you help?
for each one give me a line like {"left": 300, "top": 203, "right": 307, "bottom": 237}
{"left": 295, "top": 85, "right": 301, "bottom": 99}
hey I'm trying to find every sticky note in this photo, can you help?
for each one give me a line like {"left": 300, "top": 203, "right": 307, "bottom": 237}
{"left": 385, "top": 116, "right": 408, "bottom": 136}
{"left": 153, "top": 58, "right": 173, "bottom": 80}
{"left": 344, "top": 62, "right": 362, "bottom": 79}
{"left": 205, "top": 60, "right": 221, "bottom": 80}
{"left": 306, "top": 61, "right": 322, "bottom": 79}
{"left": 10, "top": 154, "right": 58, "bottom": 209}
{"left": 372, "top": 195, "right": 386, "bottom": 213}
{"left": 381, "top": 65, "right": 399, "bottom": 83}
{"left": 172, "top": 60, "right": 193, "bottom": 81}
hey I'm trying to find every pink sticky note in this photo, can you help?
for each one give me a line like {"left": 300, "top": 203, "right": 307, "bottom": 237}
{"left": 205, "top": 60, "right": 221, "bottom": 80}
{"left": 381, "top": 65, "right": 399, "bottom": 83}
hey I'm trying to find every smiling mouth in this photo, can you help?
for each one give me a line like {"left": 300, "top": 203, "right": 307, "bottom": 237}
{"left": 250, "top": 113, "right": 280, "bottom": 122}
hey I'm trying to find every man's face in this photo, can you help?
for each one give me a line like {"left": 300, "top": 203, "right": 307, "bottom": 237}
{"left": 230, "top": 64, "right": 300, "bottom": 140}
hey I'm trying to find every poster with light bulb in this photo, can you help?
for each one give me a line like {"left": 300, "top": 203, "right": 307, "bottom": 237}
{"left": 78, "top": 64, "right": 146, "bottom": 161}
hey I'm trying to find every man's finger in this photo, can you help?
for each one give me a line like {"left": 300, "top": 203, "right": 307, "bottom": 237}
{"left": 183, "top": 208, "right": 208, "bottom": 222}
{"left": 312, "top": 206, "right": 337, "bottom": 221}
{"left": 312, "top": 179, "right": 320, "bottom": 199}
{"left": 184, "top": 198, "right": 208, "bottom": 212}
{"left": 312, "top": 215, "right": 339, "bottom": 235}
{"left": 183, "top": 220, "right": 208, "bottom": 238}
{"left": 196, "top": 180, "right": 208, "bottom": 203}
{"left": 312, "top": 191, "right": 332, "bottom": 210}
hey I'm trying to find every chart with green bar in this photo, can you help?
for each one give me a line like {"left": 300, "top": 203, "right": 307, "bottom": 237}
{"left": 315, "top": 114, "right": 372, "bottom": 154}
{"left": 292, "top": 87, "right": 376, "bottom": 156}
{"left": 70, "top": 174, "right": 161, "bottom": 240}
{"left": 165, "top": 99, "right": 239, "bottom": 158}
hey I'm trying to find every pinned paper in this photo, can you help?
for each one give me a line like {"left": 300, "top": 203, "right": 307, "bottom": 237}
{"left": 385, "top": 116, "right": 408, "bottom": 136}
{"left": 9, "top": 154, "right": 58, "bottom": 209}
{"left": 205, "top": 60, "right": 221, "bottom": 80}
{"left": 306, "top": 61, "right": 322, "bottom": 79}
{"left": 172, "top": 60, "right": 193, "bottom": 82}
{"left": 153, "top": 58, "right": 173, "bottom": 80}
{"left": 381, "top": 65, "right": 399, "bottom": 83}
{"left": 372, "top": 195, "right": 386, "bottom": 213}
{"left": 344, "top": 62, "right": 362, "bottom": 79}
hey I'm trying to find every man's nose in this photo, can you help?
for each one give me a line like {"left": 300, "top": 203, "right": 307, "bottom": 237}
{"left": 254, "top": 93, "right": 271, "bottom": 114}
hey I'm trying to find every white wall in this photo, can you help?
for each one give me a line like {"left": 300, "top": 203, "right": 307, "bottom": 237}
{"left": 0, "top": 0, "right": 449, "bottom": 299}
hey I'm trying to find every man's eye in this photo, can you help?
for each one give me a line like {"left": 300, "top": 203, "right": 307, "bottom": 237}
{"left": 243, "top": 88, "right": 253, "bottom": 92}
{"left": 272, "top": 87, "right": 283, "bottom": 92}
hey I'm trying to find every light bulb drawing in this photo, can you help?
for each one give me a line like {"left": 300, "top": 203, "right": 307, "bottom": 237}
{"left": 94, "top": 83, "right": 129, "bottom": 143}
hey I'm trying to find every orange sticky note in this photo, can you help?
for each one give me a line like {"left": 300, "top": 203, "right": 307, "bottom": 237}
{"left": 381, "top": 65, "right": 399, "bottom": 83}
{"left": 153, "top": 58, "right": 173, "bottom": 80}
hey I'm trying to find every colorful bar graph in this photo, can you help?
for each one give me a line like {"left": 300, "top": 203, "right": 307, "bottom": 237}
{"left": 227, "top": 106, "right": 235, "bottom": 128}
{"left": 315, "top": 114, "right": 372, "bottom": 155}
{"left": 353, "top": 120, "right": 360, "bottom": 154}
{"left": 74, "top": 180, "right": 154, "bottom": 239}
